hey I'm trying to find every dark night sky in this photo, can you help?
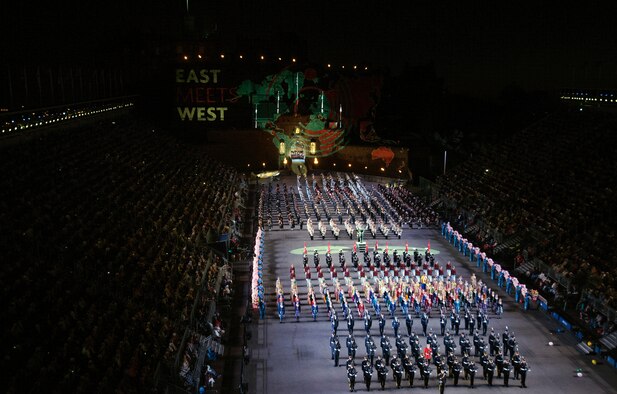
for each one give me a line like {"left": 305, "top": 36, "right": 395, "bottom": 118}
{"left": 5, "top": 1, "right": 617, "bottom": 98}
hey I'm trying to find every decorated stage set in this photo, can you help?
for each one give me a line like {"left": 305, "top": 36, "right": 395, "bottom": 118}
{"left": 174, "top": 62, "right": 409, "bottom": 177}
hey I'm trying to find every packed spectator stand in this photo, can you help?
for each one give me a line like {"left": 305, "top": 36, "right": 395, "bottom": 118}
{"left": 433, "top": 107, "right": 617, "bottom": 359}
{"left": 0, "top": 115, "right": 246, "bottom": 393}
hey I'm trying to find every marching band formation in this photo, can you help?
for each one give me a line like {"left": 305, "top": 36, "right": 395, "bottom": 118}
{"left": 252, "top": 173, "right": 530, "bottom": 391}
{"left": 255, "top": 172, "right": 429, "bottom": 241}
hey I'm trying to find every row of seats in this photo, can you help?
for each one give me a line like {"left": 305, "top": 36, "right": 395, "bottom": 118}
{"left": 436, "top": 108, "right": 617, "bottom": 314}
{"left": 0, "top": 116, "right": 241, "bottom": 393}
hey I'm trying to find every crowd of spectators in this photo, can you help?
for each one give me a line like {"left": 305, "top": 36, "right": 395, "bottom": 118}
{"left": 435, "top": 107, "right": 617, "bottom": 317}
{"left": 0, "top": 115, "right": 242, "bottom": 393}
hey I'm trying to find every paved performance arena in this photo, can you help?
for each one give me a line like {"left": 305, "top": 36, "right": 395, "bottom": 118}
{"left": 246, "top": 174, "right": 617, "bottom": 394}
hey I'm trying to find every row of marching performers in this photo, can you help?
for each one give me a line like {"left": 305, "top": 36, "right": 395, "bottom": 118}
{"left": 443, "top": 222, "right": 533, "bottom": 309}
{"left": 277, "top": 261, "right": 504, "bottom": 325}
{"left": 339, "top": 325, "right": 530, "bottom": 391}
{"left": 251, "top": 229, "right": 267, "bottom": 319}
{"left": 306, "top": 245, "right": 444, "bottom": 275}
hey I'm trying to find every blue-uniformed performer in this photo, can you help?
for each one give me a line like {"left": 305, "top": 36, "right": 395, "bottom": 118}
{"left": 331, "top": 311, "right": 339, "bottom": 334}
{"left": 347, "top": 313, "right": 354, "bottom": 334}
{"left": 330, "top": 333, "right": 339, "bottom": 360}
{"left": 334, "top": 338, "right": 342, "bottom": 366}
{"left": 392, "top": 316, "right": 400, "bottom": 337}
{"left": 365, "top": 334, "right": 375, "bottom": 361}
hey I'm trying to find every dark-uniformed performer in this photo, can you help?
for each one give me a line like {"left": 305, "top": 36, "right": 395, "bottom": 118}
{"left": 402, "top": 354, "right": 416, "bottom": 387}
{"left": 376, "top": 356, "right": 388, "bottom": 390}
{"left": 502, "top": 327, "right": 509, "bottom": 356}
{"left": 392, "top": 356, "right": 404, "bottom": 388}
{"left": 440, "top": 313, "right": 447, "bottom": 336}
{"left": 380, "top": 335, "right": 391, "bottom": 365}
{"left": 421, "top": 312, "right": 429, "bottom": 336}
{"left": 511, "top": 351, "right": 522, "bottom": 380}
{"left": 421, "top": 359, "right": 432, "bottom": 388}
{"left": 488, "top": 328, "right": 497, "bottom": 356}
{"left": 446, "top": 351, "right": 455, "bottom": 377}
{"left": 507, "top": 335, "right": 517, "bottom": 360}
{"left": 346, "top": 355, "right": 355, "bottom": 370}
{"left": 468, "top": 359, "right": 478, "bottom": 388}
{"left": 462, "top": 353, "right": 471, "bottom": 380}
{"left": 495, "top": 349, "right": 504, "bottom": 378}
{"left": 347, "top": 365, "right": 358, "bottom": 392}
{"left": 364, "top": 312, "right": 373, "bottom": 334}
{"left": 502, "top": 358, "right": 511, "bottom": 387}
{"left": 459, "top": 333, "right": 470, "bottom": 357}
{"left": 468, "top": 315, "right": 475, "bottom": 335}
{"left": 452, "top": 357, "right": 462, "bottom": 386}
{"left": 519, "top": 357, "right": 529, "bottom": 388}
{"left": 362, "top": 358, "right": 373, "bottom": 391}
{"left": 482, "top": 313, "right": 489, "bottom": 336}
{"left": 378, "top": 313, "right": 386, "bottom": 336}
{"left": 486, "top": 358, "right": 495, "bottom": 386}
{"left": 438, "top": 368, "right": 447, "bottom": 394}
{"left": 454, "top": 313, "right": 461, "bottom": 336}
{"left": 405, "top": 313, "right": 413, "bottom": 336}
{"left": 480, "top": 351, "right": 489, "bottom": 379}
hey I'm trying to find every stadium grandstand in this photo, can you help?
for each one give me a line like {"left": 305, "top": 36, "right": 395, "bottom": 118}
{"left": 4, "top": 3, "right": 617, "bottom": 394}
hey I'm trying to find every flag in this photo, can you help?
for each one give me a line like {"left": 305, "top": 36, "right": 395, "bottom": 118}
{"left": 353, "top": 242, "right": 357, "bottom": 253}
{"left": 405, "top": 242, "right": 409, "bottom": 252}
{"left": 385, "top": 242, "right": 388, "bottom": 253}
{"left": 328, "top": 242, "right": 331, "bottom": 253}
{"left": 304, "top": 242, "right": 307, "bottom": 254}
{"left": 428, "top": 240, "right": 431, "bottom": 253}
{"left": 365, "top": 243, "right": 369, "bottom": 254}
{"left": 375, "top": 240, "right": 378, "bottom": 251}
